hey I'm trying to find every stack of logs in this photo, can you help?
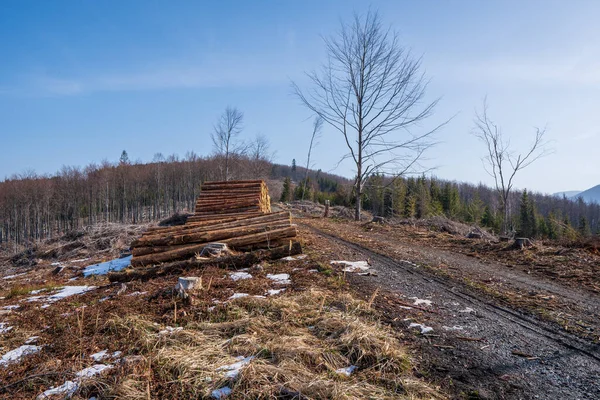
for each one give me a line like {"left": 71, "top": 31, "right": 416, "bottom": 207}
{"left": 188, "top": 180, "right": 271, "bottom": 223}
{"left": 129, "top": 180, "right": 295, "bottom": 267}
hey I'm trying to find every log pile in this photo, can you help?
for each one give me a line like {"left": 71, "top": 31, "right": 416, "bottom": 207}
{"left": 129, "top": 180, "right": 296, "bottom": 267}
{"left": 188, "top": 180, "right": 271, "bottom": 223}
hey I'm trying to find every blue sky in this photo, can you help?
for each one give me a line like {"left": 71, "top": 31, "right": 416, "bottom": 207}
{"left": 1, "top": 0, "right": 599, "bottom": 194}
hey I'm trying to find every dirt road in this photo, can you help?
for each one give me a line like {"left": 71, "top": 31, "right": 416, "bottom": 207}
{"left": 300, "top": 219, "right": 600, "bottom": 399}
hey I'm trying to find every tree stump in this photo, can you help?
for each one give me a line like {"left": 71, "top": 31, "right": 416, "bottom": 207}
{"left": 512, "top": 237, "right": 533, "bottom": 250}
{"left": 175, "top": 276, "right": 202, "bottom": 301}
{"left": 467, "top": 231, "right": 482, "bottom": 239}
{"left": 323, "top": 200, "right": 330, "bottom": 218}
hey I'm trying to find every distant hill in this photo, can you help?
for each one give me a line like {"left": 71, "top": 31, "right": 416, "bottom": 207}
{"left": 573, "top": 185, "right": 600, "bottom": 205}
{"left": 553, "top": 190, "right": 581, "bottom": 198}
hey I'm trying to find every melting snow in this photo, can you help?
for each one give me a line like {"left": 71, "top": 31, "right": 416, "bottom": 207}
{"left": 211, "top": 386, "right": 232, "bottom": 399}
{"left": 37, "top": 364, "right": 113, "bottom": 399}
{"left": 229, "top": 272, "right": 252, "bottom": 281}
{"left": 266, "top": 288, "right": 285, "bottom": 296}
{"left": 0, "top": 345, "right": 42, "bottom": 367}
{"left": 70, "top": 258, "right": 91, "bottom": 263}
{"left": 159, "top": 326, "right": 183, "bottom": 335}
{"left": 2, "top": 305, "right": 19, "bottom": 310}
{"left": 443, "top": 325, "right": 464, "bottom": 331}
{"left": 0, "top": 323, "right": 13, "bottom": 334}
{"left": 2, "top": 272, "right": 27, "bottom": 280}
{"left": 82, "top": 256, "right": 132, "bottom": 277}
{"left": 216, "top": 356, "right": 254, "bottom": 379}
{"left": 335, "top": 365, "right": 357, "bottom": 376}
{"left": 408, "top": 323, "right": 434, "bottom": 334}
{"left": 229, "top": 293, "right": 249, "bottom": 300}
{"left": 410, "top": 297, "right": 433, "bottom": 306}
{"left": 330, "top": 260, "right": 370, "bottom": 272}
{"left": 90, "top": 350, "right": 109, "bottom": 361}
{"left": 266, "top": 273, "right": 291, "bottom": 285}
{"left": 281, "top": 254, "right": 307, "bottom": 261}
{"left": 25, "top": 336, "right": 40, "bottom": 344}
{"left": 459, "top": 307, "right": 475, "bottom": 313}
{"left": 127, "top": 291, "right": 147, "bottom": 296}
{"left": 45, "top": 286, "right": 97, "bottom": 303}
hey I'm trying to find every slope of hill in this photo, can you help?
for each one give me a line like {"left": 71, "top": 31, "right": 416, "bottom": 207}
{"left": 574, "top": 184, "right": 600, "bottom": 204}
{"left": 553, "top": 190, "right": 581, "bottom": 198}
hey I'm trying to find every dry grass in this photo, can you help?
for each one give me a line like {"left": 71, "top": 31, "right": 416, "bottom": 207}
{"left": 97, "top": 290, "right": 443, "bottom": 400}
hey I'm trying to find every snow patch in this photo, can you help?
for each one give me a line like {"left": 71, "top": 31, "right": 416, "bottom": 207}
{"left": 330, "top": 260, "right": 370, "bottom": 272}
{"left": 335, "top": 365, "right": 357, "bottom": 376}
{"left": 25, "top": 336, "right": 40, "bottom": 344}
{"left": 410, "top": 297, "right": 433, "bottom": 307}
{"left": 408, "top": 323, "right": 434, "bottom": 334}
{"left": 1, "top": 345, "right": 41, "bottom": 367}
{"left": 127, "top": 291, "right": 147, "bottom": 296}
{"left": 158, "top": 326, "right": 183, "bottom": 335}
{"left": 82, "top": 256, "right": 132, "bottom": 277}
{"left": 281, "top": 254, "right": 307, "bottom": 261}
{"left": 0, "top": 323, "right": 13, "bottom": 334}
{"left": 37, "top": 364, "right": 113, "bottom": 399}
{"left": 229, "top": 272, "right": 252, "bottom": 281}
{"left": 442, "top": 325, "right": 464, "bottom": 331}
{"left": 2, "top": 305, "right": 19, "bottom": 310}
{"left": 70, "top": 258, "right": 91, "bottom": 263}
{"left": 266, "top": 288, "right": 285, "bottom": 296}
{"left": 90, "top": 350, "right": 109, "bottom": 361}
{"left": 2, "top": 272, "right": 27, "bottom": 280}
{"left": 211, "top": 386, "right": 232, "bottom": 399}
{"left": 216, "top": 356, "right": 254, "bottom": 379}
{"left": 266, "top": 273, "right": 291, "bottom": 285}
{"left": 229, "top": 293, "right": 249, "bottom": 300}
{"left": 459, "top": 307, "right": 475, "bottom": 314}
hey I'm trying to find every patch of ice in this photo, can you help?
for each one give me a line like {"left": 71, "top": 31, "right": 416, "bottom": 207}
{"left": 229, "top": 293, "right": 249, "bottom": 300}
{"left": 410, "top": 297, "right": 433, "bottom": 307}
{"left": 330, "top": 260, "right": 370, "bottom": 272}
{"left": 211, "top": 386, "right": 232, "bottom": 399}
{"left": 216, "top": 356, "right": 254, "bottom": 379}
{"left": 0, "top": 345, "right": 41, "bottom": 367}
{"left": 229, "top": 272, "right": 252, "bottom": 281}
{"left": 159, "top": 326, "right": 183, "bottom": 335}
{"left": 3, "top": 305, "right": 20, "bottom": 310}
{"left": 266, "top": 273, "right": 291, "bottom": 285}
{"left": 0, "top": 323, "right": 13, "bottom": 334}
{"left": 2, "top": 272, "right": 27, "bottom": 280}
{"left": 408, "top": 323, "right": 434, "bottom": 334}
{"left": 266, "top": 288, "right": 286, "bottom": 296}
{"left": 443, "top": 325, "right": 464, "bottom": 331}
{"left": 83, "top": 256, "right": 132, "bottom": 277}
{"left": 335, "top": 365, "right": 357, "bottom": 376}
{"left": 459, "top": 307, "right": 475, "bottom": 314}
{"left": 25, "top": 336, "right": 40, "bottom": 344}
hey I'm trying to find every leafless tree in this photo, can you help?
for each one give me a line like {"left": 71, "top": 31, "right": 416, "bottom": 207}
{"left": 293, "top": 10, "right": 444, "bottom": 220}
{"left": 473, "top": 99, "right": 550, "bottom": 234}
{"left": 211, "top": 106, "right": 245, "bottom": 181}
{"left": 248, "top": 134, "right": 274, "bottom": 178}
{"left": 302, "top": 116, "right": 323, "bottom": 200}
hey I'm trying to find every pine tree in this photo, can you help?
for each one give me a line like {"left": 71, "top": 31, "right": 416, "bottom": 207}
{"left": 519, "top": 190, "right": 537, "bottom": 238}
{"left": 291, "top": 159, "right": 297, "bottom": 180}
{"left": 578, "top": 215, "right": 591, "bottom": 237}
{"left": 441, "top": 182, "right": 460, "bottom": 218}
{"left": 120, "top": 150, "right": 130, "bottom": 165}
{"left": 280, "top": 177, "right": 292, "bottom": 202}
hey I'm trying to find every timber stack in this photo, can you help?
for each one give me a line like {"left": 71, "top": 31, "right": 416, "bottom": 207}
{"left": 129, "top": 180, "right": 296, "bottom": 267}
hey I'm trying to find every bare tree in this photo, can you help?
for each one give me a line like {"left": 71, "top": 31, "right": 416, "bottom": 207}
{"left": 293, "top": 10, "right": 443, "bottom": 220}
{"left": 212, "top": 106, "right": 245, "bottom": 181}
{"left": 248, "top": 134, "right": 274, "bottom": 178}
{"left": 302, "top": 116, "right": 323, "bottom": 200}
{"left": 473, "top": 99, "right": 549, "bottom": 234}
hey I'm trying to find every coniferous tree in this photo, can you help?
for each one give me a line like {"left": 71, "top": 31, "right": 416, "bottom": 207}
{"left": 280, "top": 177, "right": 292, "bottom": 202}
{"left": 578, "top": 215, "right": 591, "bottom": 237}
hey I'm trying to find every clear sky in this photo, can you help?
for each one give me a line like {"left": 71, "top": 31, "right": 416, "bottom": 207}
{"left": 1, "top": 0, "right": 599, "bottom": 194}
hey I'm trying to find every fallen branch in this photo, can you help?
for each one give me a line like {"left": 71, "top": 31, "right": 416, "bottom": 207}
{"left": 109, "top": 242, "right": 302, "bottom": 283}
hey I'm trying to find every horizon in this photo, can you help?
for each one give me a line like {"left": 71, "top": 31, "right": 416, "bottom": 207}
{"left": 2, "top": 0, "right": 599, "bottom": 194}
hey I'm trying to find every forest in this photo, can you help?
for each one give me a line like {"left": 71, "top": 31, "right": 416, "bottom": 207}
{"left": 1, "top": 151, "right": 598, "bottom": 251}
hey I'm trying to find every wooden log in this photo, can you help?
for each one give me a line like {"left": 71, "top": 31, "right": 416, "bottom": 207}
{"left": 193, "top": 206, "right": 262, "bottom": 216}
{"left": 202, "top": 179, "right": 265, "bottom": 186}
{"left": 137, "top": 212, "right": 291, "bottom": 243}
{"left": 200, "top": 183, "right": 263, "bottom": 191}
{"left": 110, "top": 242, "right": 302, "bottom": 283}
{"left": 186, "top": 212, "right": 264, "bottom": 223}
{"left": 131, "top": 225, "right": 297, "bottom": 266}
{"left": 133, "top": 221, "right": 292, "bottom": 248}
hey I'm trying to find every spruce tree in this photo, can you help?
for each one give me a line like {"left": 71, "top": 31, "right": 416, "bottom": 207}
{"left": 280, "top": 177, "right": 292, "bottom": 202}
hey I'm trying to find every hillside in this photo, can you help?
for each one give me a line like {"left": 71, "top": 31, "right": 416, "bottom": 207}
{"left": 573, "top": 184, "right": 600, "bottom": 204}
